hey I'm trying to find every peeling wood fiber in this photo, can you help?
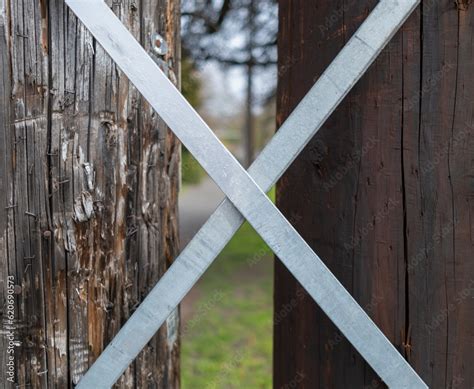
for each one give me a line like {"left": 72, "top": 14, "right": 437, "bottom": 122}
{"left": 0, "top": 0, "right": 181, "bottom": 387}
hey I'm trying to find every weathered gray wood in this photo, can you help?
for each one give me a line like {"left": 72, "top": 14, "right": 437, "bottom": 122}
{"left": 0, "top": 0, "right": 180, "bottom": 387}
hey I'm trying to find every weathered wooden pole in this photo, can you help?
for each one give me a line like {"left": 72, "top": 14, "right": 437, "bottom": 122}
{"left": 275, "top": 0, "right": 473, "bottom": 388}
{"left": 0, "top": 0, "right": 180, "bottom": 387}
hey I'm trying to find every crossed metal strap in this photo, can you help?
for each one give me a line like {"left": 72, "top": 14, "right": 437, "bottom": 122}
{"left": 65, "top": 1, "right": 428, "bottom": 388}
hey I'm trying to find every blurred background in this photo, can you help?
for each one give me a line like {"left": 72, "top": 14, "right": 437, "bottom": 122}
{"left": 178, "top": 0, "right": 277, "bottom": 387}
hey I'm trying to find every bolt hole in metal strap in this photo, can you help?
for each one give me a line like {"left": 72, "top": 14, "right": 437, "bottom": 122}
{"left": 65, "top": 1, "right": 427, "bottom": 388}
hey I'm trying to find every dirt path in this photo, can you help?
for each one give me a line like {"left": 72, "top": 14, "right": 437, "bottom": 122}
{"left": 179, "top": 177, "right": 224, "bottom": 248}
{"left": 179, "top": 178, "right": 225, "bottom": 325}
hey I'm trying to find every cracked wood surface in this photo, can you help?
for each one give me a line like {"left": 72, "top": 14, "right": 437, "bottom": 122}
{"left": 275, "top": 0, "right": 473, "bottom": 388}
{"left": 0, "top": 0, "right": 180, "bottom": 387}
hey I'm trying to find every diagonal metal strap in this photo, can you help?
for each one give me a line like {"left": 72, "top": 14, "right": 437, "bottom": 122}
{"left": 66, "top": 1, "right": 427, "bottom": 388}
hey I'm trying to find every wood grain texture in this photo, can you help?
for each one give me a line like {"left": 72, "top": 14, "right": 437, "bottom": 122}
{"left": 0, "top": 0, "right": 180, "bottom": 387}
{"left": 275, "top": 0, "right": 473, "bottom": 388}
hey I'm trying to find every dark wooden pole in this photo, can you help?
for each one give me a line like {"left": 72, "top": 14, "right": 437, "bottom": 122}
{"left": 275, "top": 1, "right": 473, "bottom": 388}
{"left": 0, "top": 0, "right": 180, "bottom": 387}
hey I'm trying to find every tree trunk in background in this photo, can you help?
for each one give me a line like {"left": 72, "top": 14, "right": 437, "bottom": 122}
{"left": 243, "top": 0, "right": 256, "bottom": 168}
{"left": 0, "top": 0, "right": 181, "bottom": 387}
{"left": 244, "top": 61, "right": 254, "bottom": 168}
{"left": 275, "top": 1, "right": 473, "bottom": 388}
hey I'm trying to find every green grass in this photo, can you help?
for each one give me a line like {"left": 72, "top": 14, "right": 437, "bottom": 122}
{"left": 181, "top": 189, "right": 275, "bottom": 389}
{"left": 182, "top": 149, "right": 206, "bottom": 186}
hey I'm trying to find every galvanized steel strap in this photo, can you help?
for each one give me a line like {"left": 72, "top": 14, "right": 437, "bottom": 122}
{"left": 65, "top": 1, "right": 427, "bottom": 388}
